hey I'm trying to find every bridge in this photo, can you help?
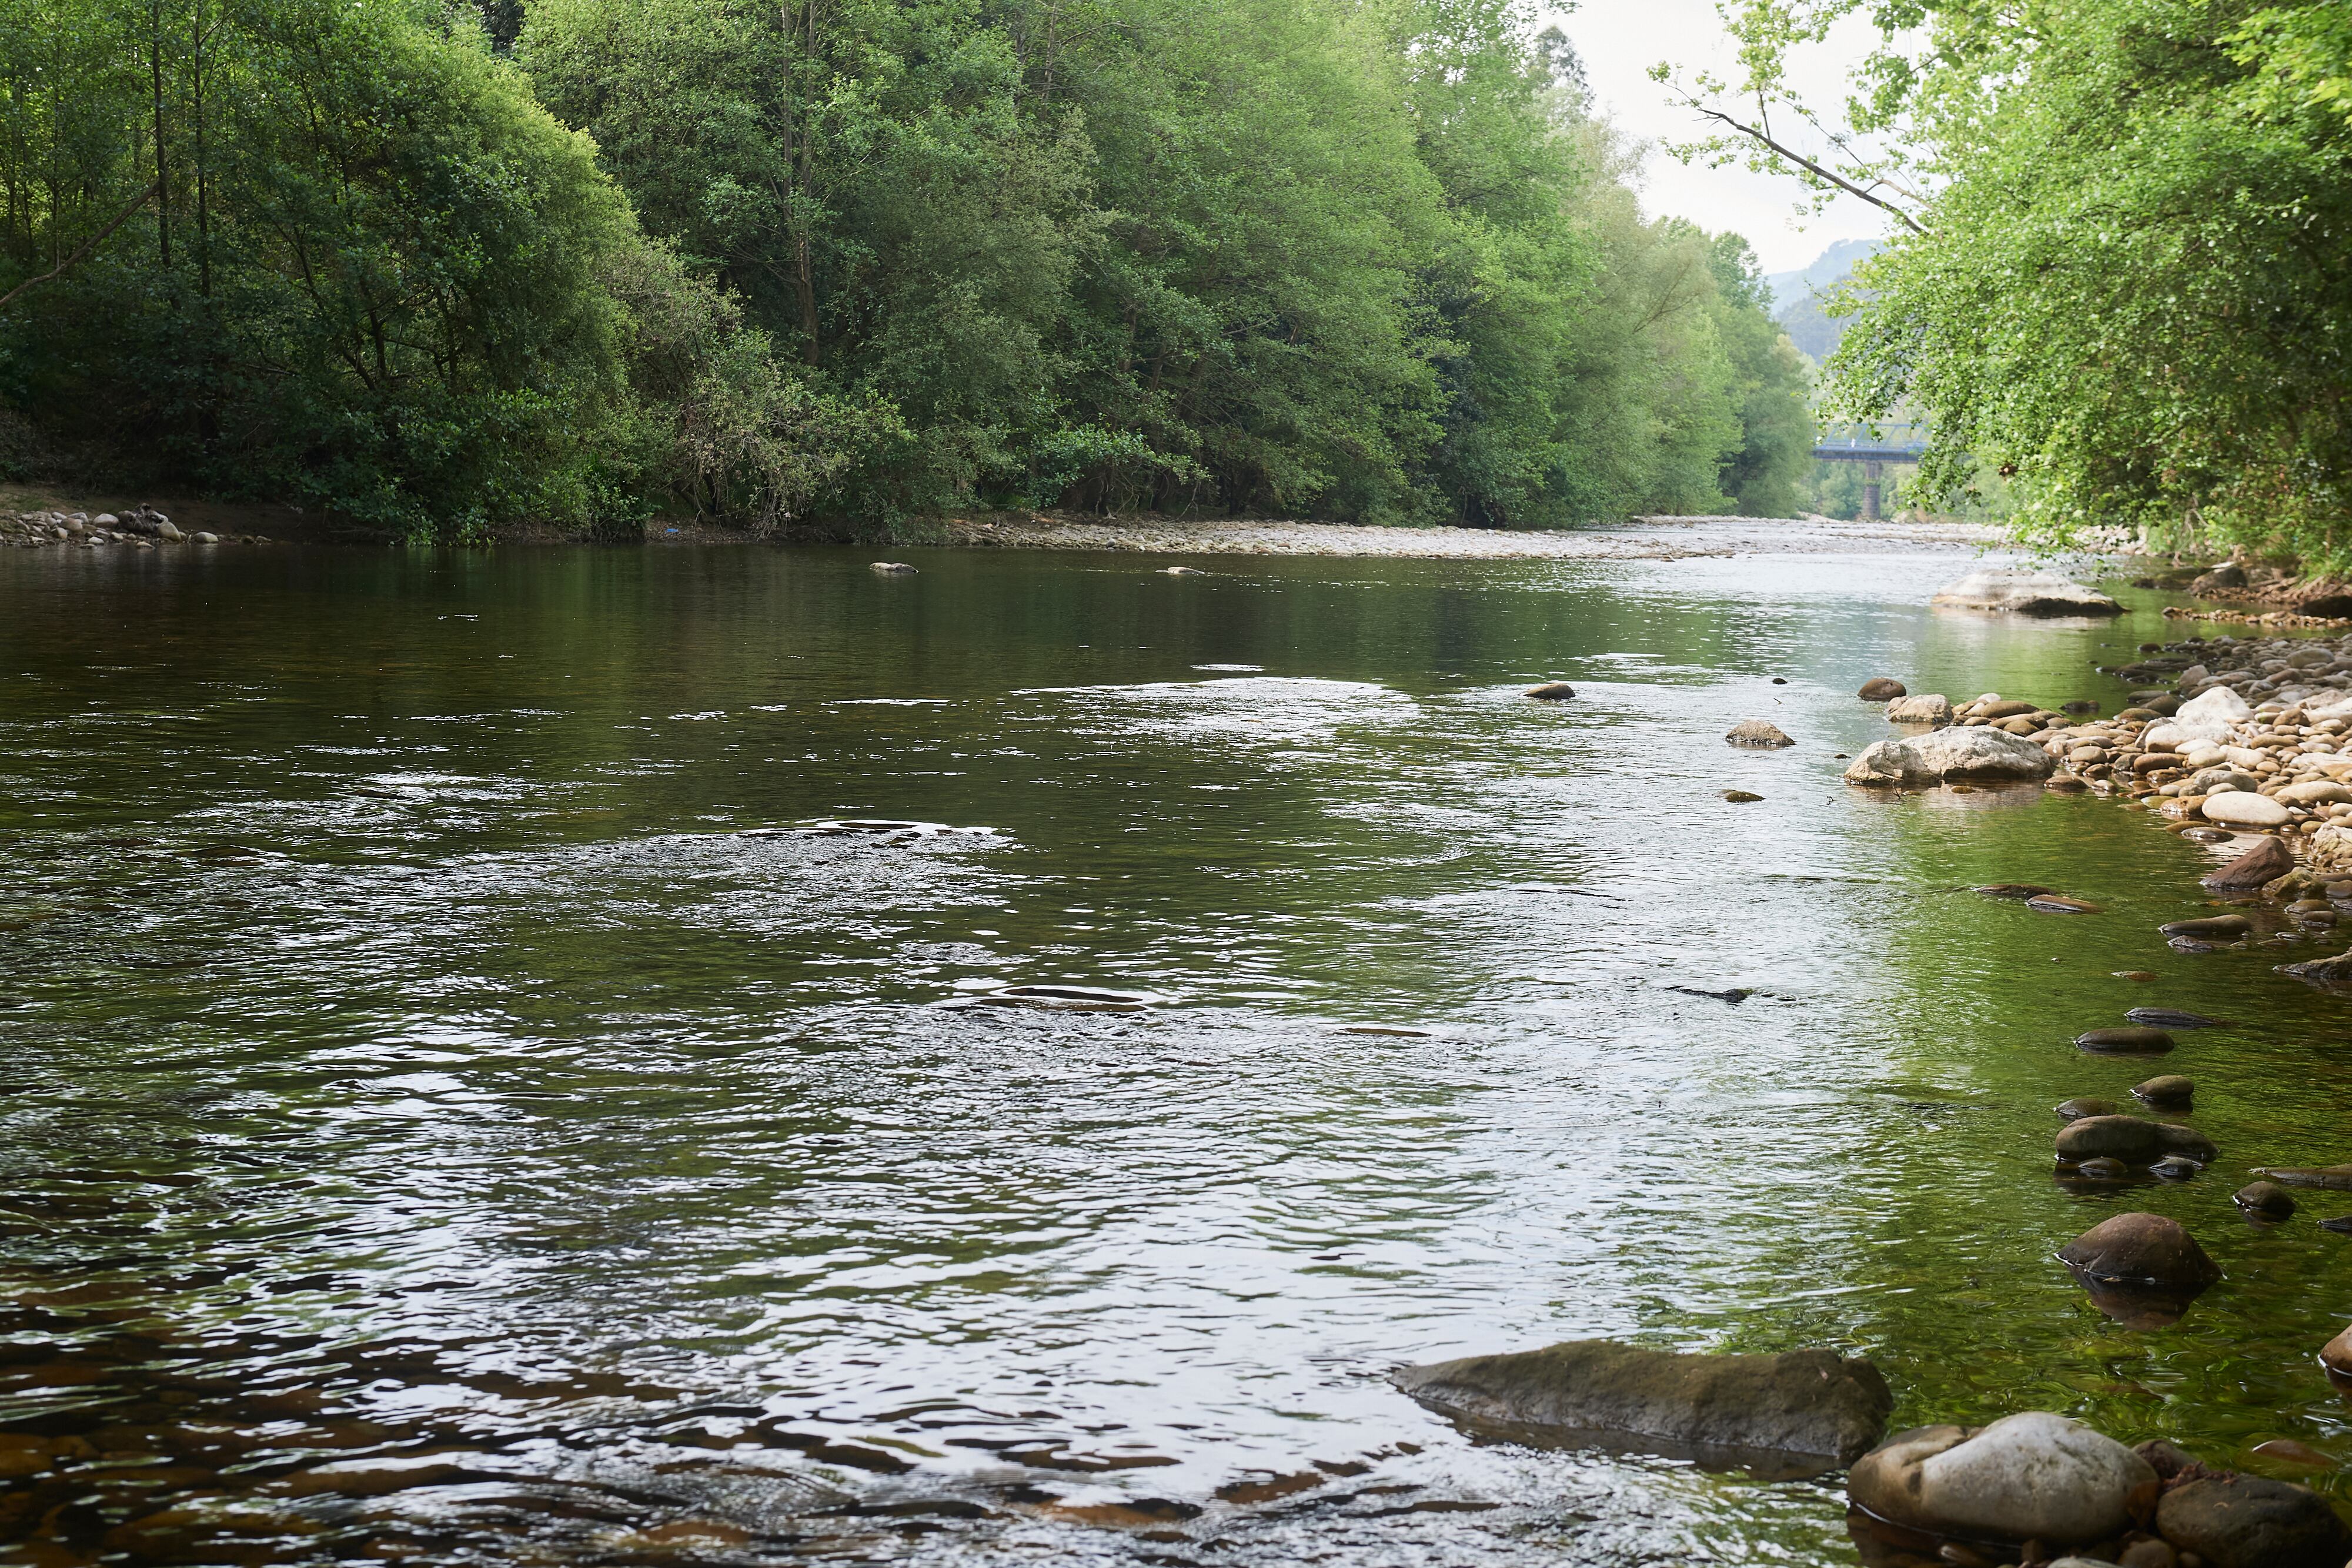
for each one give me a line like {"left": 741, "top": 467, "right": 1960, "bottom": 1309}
{"left": 1811, "top": 424, "right": 1929, "bottom": 520}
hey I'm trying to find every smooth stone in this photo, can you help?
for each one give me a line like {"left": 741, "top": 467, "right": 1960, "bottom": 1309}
{"left": 2132, "top": 1075, "right": 2194, "bottom": 1106}
{"left": 2057, "top": 1097, "right": 2123, "bottom": 1121}
{"left": 2030, "top": 895, "right": 2103, "bottom": 914}
{"left": 1524, "top": 681, "right": 1577, "bottom": 700}
{"left": 1722, "top": 790, "right": 1763, "bottom": 803}
{"left": 1847, "top": 726, "right": 2059, "bottom": 786}
{"left": 2202, "top": 793, "right": 2291, "bottom": 827}
{"left": 2155, "top": 1473, "right": 2352, "bottom": 1568}
{"left": 2249, "top": 1165, "right": 2352, "bottom": 1192}
{"left": 1160, "top": 565, "right": 1206, "bottom": 576}
{"left": 1391, "top": 1340, "right": 1891, "bottom": 1471}
{"left": 2074, "top": 1156, "right": 2133, "bottom": 1182}
{"left": 2076, "top": 1027, "right": 2177, "bottom": 1055}
{"left": 1977, "top": 699, "right": 2040, "bottom": 720}
{"left": 2319, "top": 1216, "right": 2352, "bottom": 1235}
{"left": 2234, "top": 1181, "right": 2298, "bottom": 1218}
{"left": 2125, "top": 1009, "right": 2226, "bottom": 1030}
{"left": 192, "top": 530, "right": 218, "bottom": 544}
{"left": 1726, "top": 719, "right": 1796, "bottom": 748}
{"left": 2176, "top": 686, "right": 2257, "bottom": 726}
{"left": 2056, "top": 1115, "right": 2214, "bottom": 1165}
{"left": 1860, "top": 678, "right": 1907, "bottom": 701}
{"left": 1977, "top": 883, "right": 2061, "bottom": 898}
{"left": 1931, "top": 569, "right": 2126, "bottom": 617}
{"left": 1887, "top": 693, "right": 1955, "bottom": 725}
{"left": 2059, "top": 1212, "right": 2222, "bottom": 1291}
{"left": 2280, "top": 780, "right": 2352, "bottom": 805}
{"left": 2062, "top": 699, "right": 2103, "bottom": 714}
{"left": 2323, "top": 1324, "right": 2352, "bottom": 1380}
{"left": 2151, "top": 1155, "right": 2204, "bottom": 1181}
{"left": 1846, "top": 1412, "right": 2155, "bottom": 1546}
{"left": 870, "top": 561, "right": 918, "bottom": 574}
{"left": 2158, "top": 915, "right": 2251, "bottom": 941}
{"left": 155, "top": 520, "right": 182, "bottom": 541}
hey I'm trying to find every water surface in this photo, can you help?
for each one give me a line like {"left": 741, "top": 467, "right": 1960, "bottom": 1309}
{"left": 4, "top": 536, "right": 2350, "bottom": 1566}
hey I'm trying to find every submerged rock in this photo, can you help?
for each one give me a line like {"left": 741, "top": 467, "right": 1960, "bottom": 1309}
{"left": 2277, "top": 949, "right": 2352, "bottom": 985}
{"left": 2056, "top": 1097, "right": 2123, "bottom": 1121}
{"left": 869, "top": 561, "right": 918, "bottom": 574}
{"left": 1859, "top": 677, "right": 1907, "bottom": 701}
{"left": 2059, "top": 1212, "right": 2221, "bottom": 1292}
{"left": 2249, "top": 1165, "right": 2352, "bottom": 1192}
{"left": 1391, "top": 1340, "right": 1890, "bottom": 1472}
{"left": 2234, "top": 1181, "right": 2298, "bottom": 1219}
{"left": 1524, "top": 681, "right": 1577, "bottom": 700}
{"left": 2321, "top": 1324, "right": 2352, "bottom": 1383}
{"left": 1721, "top": 790, "right": 1763, "bottom": 803}
{"left": 2076, "top": 1027, "right": 2177, "bottom": 1055}
{"left": 1726, "top": 719, "right": 1796, "bottom": 748}
{"left": 1846, "top": 726, "right": 2057, "bottom": 787}
{"left": 1931, "top": 569, "right": 2125, "bottom": 618}
{"left": 1977, "top": 882, "right": 2060, "bottom": 898}
{"left": 2156, "top": 1473, "right": 2352, "bottom": 1568}
{"left": 1847, "top": 1412, "right": 2154, "bottom": 1546}
{"left": 2158, "top": 915, "right": 2250, "bottom": 942}
{"left": 2029, "top": 894, "right": 2103, "bottom": 914}
{"left": 2055, "top": 1116, "right": 2214, "bottom": 1165}
{"left": 2124, "top": 1009, "right": 2225, "bottom": 1031}
{"left": 2203, "top": 836, "right": 2295, "bottom": 890}
{"left": 2131, "top": 1075, "right": 2194, "bottom": 1107}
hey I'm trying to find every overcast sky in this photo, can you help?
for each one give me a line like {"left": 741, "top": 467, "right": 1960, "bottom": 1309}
{"left": 1546, "top": 0, "right": 1890, "bottom": 275}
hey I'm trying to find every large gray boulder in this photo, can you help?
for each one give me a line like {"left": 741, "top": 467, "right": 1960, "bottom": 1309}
{"left": 1845, "top": 725, "right": 2059, "bottom": 787}
{"left": 1392, "top": 1340, "right": 1890, "bottom": 1470}
{"left": 1931, "top": 569, "right": 2124, "bottom": 617}
{"left": 1847, "top": 1412, "right": 2155, "bottom": 1546}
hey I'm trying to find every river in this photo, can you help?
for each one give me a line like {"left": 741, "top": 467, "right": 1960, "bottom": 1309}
{"left": 2, "top": 529, "right": 2348, "bottom": 1565}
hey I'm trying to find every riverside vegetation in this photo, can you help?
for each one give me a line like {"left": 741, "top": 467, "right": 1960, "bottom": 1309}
{"left": 0, "top": 0, "right": 1812, "bottom": 540}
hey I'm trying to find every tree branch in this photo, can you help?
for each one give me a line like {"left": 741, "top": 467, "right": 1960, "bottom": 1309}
{"left": 1688, "top": 104, "right": 1929, "bottom": 235}
{"left": 0, "top": 181, "right": 162, "bottom": 313}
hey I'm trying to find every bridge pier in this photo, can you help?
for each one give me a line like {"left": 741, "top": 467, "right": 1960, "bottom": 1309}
{"left": 1863, "top": 460, "right": 1881, "bottom": 522}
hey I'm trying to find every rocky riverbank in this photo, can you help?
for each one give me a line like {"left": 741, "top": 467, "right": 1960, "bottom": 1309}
{"left": 1, "top": 506, "right": 269, "bottom": 548}
{"left": 936, "top": 511, "right": 2002, "bottom": 558}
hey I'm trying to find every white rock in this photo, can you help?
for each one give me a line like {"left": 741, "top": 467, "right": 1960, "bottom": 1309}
{"left": 1847, "top": 1412, "right": 2155, "bottom": 1546}
{"left": 2203, "top": 791, "right": 2292, "bottom": 827}
{"left": 1885, "top": 694, "right": 1952, "bottom": 726}
{"left": 1845, "top": 725, "right": 2057, "bottom": 787}
{"left": 2179, "top": 745, "right": 2226, "bottom": 770}
{"left": 156, "top": 520, "right": 182, "bottom": 541}
{"left": 2280, "top": 780, "right": 2352, "bottom": 805}
{"left": 1931, "top": 569, "right": 2124, "bottom": 617}
{"left": 2176, "top": 687, "right": 2254, "bottom": 726}
{"left": 191, "top": 531, "right": 218, "bottom": 544}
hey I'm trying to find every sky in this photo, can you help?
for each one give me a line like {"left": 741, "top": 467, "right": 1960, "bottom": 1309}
{"left": 1548, "top": 0, "right": 1891, "bottom": 275}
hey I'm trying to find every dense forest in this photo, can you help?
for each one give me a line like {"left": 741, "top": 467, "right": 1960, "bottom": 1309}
{"left": 0, "top": 0, "right": 1813, "bottom": 540}
{"left": 1682, "top": 0, "right": 2352, "bottom": 567}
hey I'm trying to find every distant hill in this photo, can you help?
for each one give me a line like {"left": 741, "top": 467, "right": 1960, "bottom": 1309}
{"left": 1768, "top": 238, "right": 1880, "bottom": 362}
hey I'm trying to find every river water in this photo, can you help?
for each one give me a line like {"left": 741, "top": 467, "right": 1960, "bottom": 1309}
{"left": 3, "top": 530, "right": 2350, "bottom": 1566}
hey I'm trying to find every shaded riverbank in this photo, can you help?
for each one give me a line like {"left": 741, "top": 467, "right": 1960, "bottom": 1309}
{"left": 3, "top": 537, "right": 2350, "bottom": 1566}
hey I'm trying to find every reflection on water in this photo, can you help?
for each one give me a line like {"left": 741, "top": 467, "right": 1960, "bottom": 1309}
{"left": 4, "top": 536, "right": 2352, "bottom": 1564}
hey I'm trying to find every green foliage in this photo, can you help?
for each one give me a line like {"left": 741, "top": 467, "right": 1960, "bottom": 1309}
{"left": 2, "top": 0, "right": 1810, "bottom": 534}
{"left": 1676, "top": 0, "right": 2352, "bottom": 566}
